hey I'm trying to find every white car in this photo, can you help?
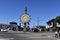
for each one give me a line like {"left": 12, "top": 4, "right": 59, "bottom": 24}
{"left": 1, "top": 29, "right": 4, "bottom": 32}
{"left": 1, "top": 29, "right": 7, "bottom": 32}
{"left": 3, "top": 29, "right": 7, "bottom": 32}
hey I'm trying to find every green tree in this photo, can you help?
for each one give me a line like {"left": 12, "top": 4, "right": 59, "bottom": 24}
{"left": 56, "top": 16, "right": 60, "bottom": 23}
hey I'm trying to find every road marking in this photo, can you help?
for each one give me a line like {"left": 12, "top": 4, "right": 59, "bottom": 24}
{"left": 47, "top": 36, "right": 51, "bottom": 37}
{"left": 0, "top": 38, "right": 14, "bottom": 40}
{"left": 27, "top": 36, "right": 51, "bottom": 39}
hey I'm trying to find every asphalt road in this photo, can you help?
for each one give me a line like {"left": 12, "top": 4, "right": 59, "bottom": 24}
{"left": 0, "top": 31, "right": 32, "bottom": 40}
{"left": 0, "top": 31, "right": 60, "bottom": 40}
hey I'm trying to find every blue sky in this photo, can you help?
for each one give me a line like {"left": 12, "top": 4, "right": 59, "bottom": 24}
{"left": 0, "top": 0, "right": 60, "bottom": 28}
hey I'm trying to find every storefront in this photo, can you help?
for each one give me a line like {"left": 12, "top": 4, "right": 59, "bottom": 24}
{"left": 47, "top": 19, "right": 57, "bottom": 31}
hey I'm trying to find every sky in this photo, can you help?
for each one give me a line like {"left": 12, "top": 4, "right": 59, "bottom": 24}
{"left": 0, "top": 0, "right": 60, "bottom": 28}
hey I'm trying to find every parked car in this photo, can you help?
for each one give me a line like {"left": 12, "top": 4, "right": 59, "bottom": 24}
{"left": 26, "top": 27, "right": 30, "bottom": 31}
{"left": 3, "top": 29, "right": 7, "bottom": 32}
{"left": 1, "top": 29, "right": 7, "bottom": 32}
{"left": 18, "top": 27, "right": 24, "bottom": 31}
{"left": 1, "top": 29, "right": 4, "bottom": 32}
{"left": 31, "top": 28, "right": 40, "bottom": 32}
{"left": 12, "top": 27, "right": 16, "bottom": 31}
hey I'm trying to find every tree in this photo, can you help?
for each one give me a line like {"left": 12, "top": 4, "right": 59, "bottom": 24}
{"left": 56, "top": 16, "right": 60, "bottom": 23}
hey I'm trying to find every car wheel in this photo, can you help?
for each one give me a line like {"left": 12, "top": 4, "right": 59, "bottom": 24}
{"left": 55, "top": 34, "right": 58, "bottom": 38}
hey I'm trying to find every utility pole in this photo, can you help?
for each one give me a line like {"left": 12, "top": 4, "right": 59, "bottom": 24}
{"left": 37, "top": 17, "right": 39, "bottom": 27}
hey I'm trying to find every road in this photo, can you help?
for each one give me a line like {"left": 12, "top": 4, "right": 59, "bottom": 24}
{"left": 0, "top": 30, "right": 60, "bottom": 40}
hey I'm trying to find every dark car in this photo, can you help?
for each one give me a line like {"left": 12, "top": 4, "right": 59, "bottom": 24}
{"left": 18, "top": 27, "right": 24, "bottom": 31}
{"left": 26, "top": 27, "right": 30, "bottom": 31}
{"left": 32, "top": 28, "right": 40, "bottom": 32}
{"left": 12, "top": 27, "right": 16, "bottom": 31}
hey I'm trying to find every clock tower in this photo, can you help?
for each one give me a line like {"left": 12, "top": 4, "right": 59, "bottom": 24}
{"left": 21, "top": 7, "right": 30, "bottom": 32}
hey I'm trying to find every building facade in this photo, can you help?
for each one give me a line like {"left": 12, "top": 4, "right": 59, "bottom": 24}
{"left": 9, "top": 22, "right": 18, "bottom": 30}
{"left": 46, "top": 19, "right": 60, "bottom": 31}
{"left": 0, "top": 24, "right": 9, "bottom": 30}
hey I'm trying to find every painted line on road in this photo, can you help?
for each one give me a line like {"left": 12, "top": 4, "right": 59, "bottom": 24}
{"left": 0, "top": 38, "right": 14, "bottom": 40}
{"left": 27, "top": 36, "right": 51, "bottom": 39}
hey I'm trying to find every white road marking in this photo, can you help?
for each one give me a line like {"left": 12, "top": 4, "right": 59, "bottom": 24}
{"left": 0, "top": 38, "right": 14, "bottom": 40}
{"left": 27, "top": 35, "right": 51, "bottom": 39}
{"left": 47, "top": 36, "right": 51, "bottom": 37}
